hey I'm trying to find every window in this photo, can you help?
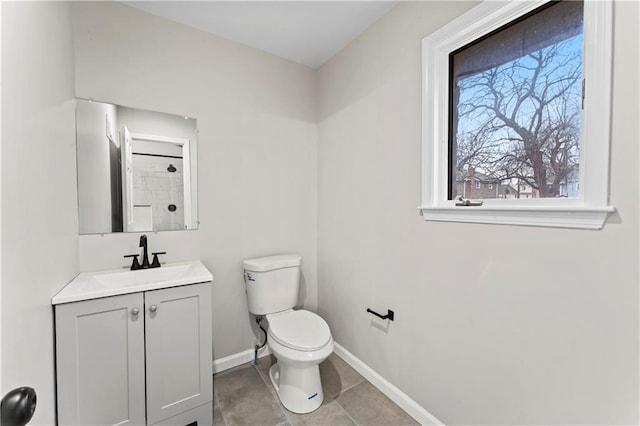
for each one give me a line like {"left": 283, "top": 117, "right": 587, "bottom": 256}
{"left": 450, "top": 1, "right": 582, "bottom": 200}
{"left": 421, "top": 0, "right": 614, "bottom": 229}
{"left": 475, "top": 180, "right": 481, "bottom": 189}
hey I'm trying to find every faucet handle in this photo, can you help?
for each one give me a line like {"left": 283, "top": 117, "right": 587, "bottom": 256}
{"left": 151, "top": 252, "right": 166, "bottom": 268}
{"left": 124, "top": 254, "right": 141, "bottom": 270}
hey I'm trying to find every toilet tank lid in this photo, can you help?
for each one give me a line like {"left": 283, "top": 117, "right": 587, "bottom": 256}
{"left": 243, "top": 254, "right": 302, "bottom": 272}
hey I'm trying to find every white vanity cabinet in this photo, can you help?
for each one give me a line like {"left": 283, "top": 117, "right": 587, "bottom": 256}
{"left": 55, "top": 292, "right": 146, "bottom": 425}
{"left": 55, "top": 281, "right": 213, "bottom": 426}
{"left": 144, "top": 283, "right": 213, "bottom": 425}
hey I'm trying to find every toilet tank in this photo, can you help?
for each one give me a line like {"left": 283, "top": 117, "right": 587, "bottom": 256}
{"left": 243, "top": 254, "right": 302, "bottom": 315}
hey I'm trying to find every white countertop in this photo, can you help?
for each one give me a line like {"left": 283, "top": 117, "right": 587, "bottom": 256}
{"left": 52, "top": 260, "right": 213, "bottom": 305}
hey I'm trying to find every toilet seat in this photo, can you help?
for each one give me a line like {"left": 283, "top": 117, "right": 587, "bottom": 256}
{"left": 267, "top": 310, "right": 331, "bottom": 351}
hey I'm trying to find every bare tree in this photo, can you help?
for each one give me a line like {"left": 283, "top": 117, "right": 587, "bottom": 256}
{"left": 455, "top": 39, "right": 582, "bottom": 197}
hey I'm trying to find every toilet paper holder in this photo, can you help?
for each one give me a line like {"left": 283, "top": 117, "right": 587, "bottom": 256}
{"left": 366, "top": 308, "right": 394, "bottom": 321}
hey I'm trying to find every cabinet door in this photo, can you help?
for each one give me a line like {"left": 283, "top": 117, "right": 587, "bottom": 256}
{"left": 145, "top": 282, "right": 213, "bottom": 425}
{"left": 56, "top": 293, "right": 146, "bottom": 426}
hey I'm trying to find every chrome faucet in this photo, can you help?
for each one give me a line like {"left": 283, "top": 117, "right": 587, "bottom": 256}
{"left": 123, "top": 234, "right": 166, "bottom": 270}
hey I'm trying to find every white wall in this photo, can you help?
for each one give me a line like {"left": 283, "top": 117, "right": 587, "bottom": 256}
{"left": 0, "top": 1, "right": 4, "bottom": 394}
{"left": 317, "top": 1, "right": 639, "bottom": 425}
{"left": 71, "top": 2, "right": 318, "bottom": 360}
{"left": 76, "top": 100, "right": 117, "bottom": 234}
{"left": 1, "top": 2, "right": 79, "bottom": 424}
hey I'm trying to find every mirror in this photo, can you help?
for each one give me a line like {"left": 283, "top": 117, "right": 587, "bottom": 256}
{"left": 76, "top": 99, "right": 198, "bottom": 234}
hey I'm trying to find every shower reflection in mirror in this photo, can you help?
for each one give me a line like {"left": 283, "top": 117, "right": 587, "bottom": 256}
{"left": 75, "top": 99, "right": 198, "bottom": 234}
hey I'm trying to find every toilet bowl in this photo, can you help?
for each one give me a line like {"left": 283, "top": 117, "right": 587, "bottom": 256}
{"left": 266, "top": 309, "right": 334, "bottom": 413}
{"left": 243, "top": 254, "right": 333, "bottom": 414}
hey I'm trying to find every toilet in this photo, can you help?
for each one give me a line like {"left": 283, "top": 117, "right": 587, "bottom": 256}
{"left": 243, "top": 254, "right": 334, "bottom": 414}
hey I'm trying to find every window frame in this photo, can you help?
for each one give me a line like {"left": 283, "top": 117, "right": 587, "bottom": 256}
{"left": 420, "top": 0, "right": 614, "bottom": 229}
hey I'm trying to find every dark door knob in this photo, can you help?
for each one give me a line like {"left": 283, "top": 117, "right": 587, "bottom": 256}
{"left": 1, "top": 387, "right": 36, "bottom": 426}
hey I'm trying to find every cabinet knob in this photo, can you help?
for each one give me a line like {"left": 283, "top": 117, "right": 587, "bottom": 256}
{"left": 131, "top": 308, "right": 140, "bottom": 316}
{"left": 149, "top": 305, "right": 158, "bottom": 313}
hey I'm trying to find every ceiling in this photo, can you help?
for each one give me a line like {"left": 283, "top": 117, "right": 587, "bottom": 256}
{"left": 122, "top": 1, "right": 397, "bottom": 69}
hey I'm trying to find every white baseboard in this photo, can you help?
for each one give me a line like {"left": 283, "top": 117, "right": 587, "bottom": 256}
{"left": 333, "top": 342, "right": 444, "bottom": 426}
{"left": 212, "top": 346, "right": 271, "bottom": 374}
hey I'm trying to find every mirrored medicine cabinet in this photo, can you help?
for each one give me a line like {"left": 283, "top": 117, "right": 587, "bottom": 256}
{"left": 75, "top": 99, "right": 198, "bottom": 234}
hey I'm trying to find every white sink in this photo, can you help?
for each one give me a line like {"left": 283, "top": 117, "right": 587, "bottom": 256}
{"left": 90, "top": 264, "right": 192, "bottom": 287}
{"left": 52, "top": 261, "right": 213, "bottom": 305}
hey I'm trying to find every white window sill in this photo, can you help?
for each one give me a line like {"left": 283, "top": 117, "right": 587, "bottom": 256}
{"left": 418, "top": 205, "right": 615, "bottom": 230}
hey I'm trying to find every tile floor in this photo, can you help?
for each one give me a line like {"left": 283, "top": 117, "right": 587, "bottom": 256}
{"left": 213, "top": 353, "right": 419, "bottom": 426}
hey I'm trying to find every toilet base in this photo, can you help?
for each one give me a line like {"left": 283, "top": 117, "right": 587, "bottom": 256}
{"left": 269, "top": 361, "right": 324, "bottom": 414}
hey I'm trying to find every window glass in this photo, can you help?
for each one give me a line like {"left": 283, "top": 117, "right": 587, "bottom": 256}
{"left": 449, "top": 0, "right": 584, "bottom": 200}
